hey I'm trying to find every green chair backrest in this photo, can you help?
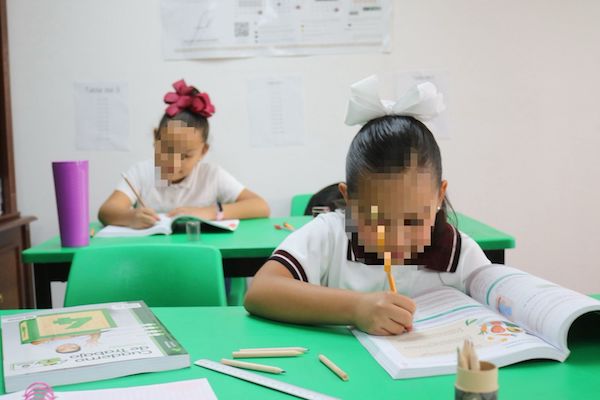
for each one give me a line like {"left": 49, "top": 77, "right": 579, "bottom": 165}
{"left": 64, "top": 243, "right": 227, "bottom": 307}
{"left": 290, "top": 194, "right": 312, "bottom": 216}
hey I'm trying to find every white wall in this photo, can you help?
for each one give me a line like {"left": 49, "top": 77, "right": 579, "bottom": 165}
{"left": 7, "top": 1, "right": 600, "bottom": 293}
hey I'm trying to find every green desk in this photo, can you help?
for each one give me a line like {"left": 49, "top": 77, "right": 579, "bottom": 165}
{"left": 23, "top": 216, "right": 312, "bottom": 308}
{"left": 1, "top": 303, "right": 597, "bottom": 399}
{"left": 22, "top": 214, "right": 514, "bottom": 309}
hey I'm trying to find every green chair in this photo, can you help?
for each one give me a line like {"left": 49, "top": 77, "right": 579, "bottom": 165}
{"left": 290, "top": 193, "right": 312, "bottom": 216}
{"left": 227, "top": 277, "right": 247, "bottom": 306}
{"left": 64, "top": 243, "right": 227, "bottom": 307}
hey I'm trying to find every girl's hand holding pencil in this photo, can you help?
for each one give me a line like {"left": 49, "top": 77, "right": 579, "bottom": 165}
{"left": 120, "top": 172, "right": 160, "bottom": 229}
{"left": 352, "top": 291, "right": 415, "bottom": 336}
{"left": 129, "top": 207, "right": 160, "bottom": 229}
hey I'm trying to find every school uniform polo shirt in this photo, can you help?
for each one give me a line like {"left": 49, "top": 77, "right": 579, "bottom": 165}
{"left": 116, "top": 159, "right": 244, "bottom": 213}
{"left": 269, "top": 211, "right": 491, "bottom": 296}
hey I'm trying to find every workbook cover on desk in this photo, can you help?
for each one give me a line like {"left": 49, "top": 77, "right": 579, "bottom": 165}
{"left": 1, "top": 301, "right": 190, "bottom": 392}
{"left": 94, "top": 214, "right": 239, "bottom": 237}
{"left": 354, "top": 265, "right": 600, "bottom": 379}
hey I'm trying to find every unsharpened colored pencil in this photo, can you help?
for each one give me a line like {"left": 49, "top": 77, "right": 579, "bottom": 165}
{"left": 232, "top": 350, "right": 303, "bottom": 358}
{"left": 319, "top": 354, "right": 349, "bottom": 381}
{"left": 238, "top": 347, "right": 308, "bottom": 353}
{"left": 220, "top": 358, "right": 285, "bottom": 374}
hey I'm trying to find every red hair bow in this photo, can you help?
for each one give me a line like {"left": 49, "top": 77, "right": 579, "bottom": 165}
{"left": 163, "top": 79, "right": 215, "bottom": 118}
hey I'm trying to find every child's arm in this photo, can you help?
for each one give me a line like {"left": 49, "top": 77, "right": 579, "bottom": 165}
{"left": 167, "top": 189, "right": 270, "bottom": 220}
{"left": 98, "top": 191, "right": 159, "bottom": 229}
{"left": 244, "top": 260, "right": 416, "bottom": 336}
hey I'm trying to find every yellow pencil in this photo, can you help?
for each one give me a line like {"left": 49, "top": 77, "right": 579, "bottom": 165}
{"left": 319, "top": 354, "right": 349, "bottom": 381}
{"left": 384, "top": 251, "right": 396, "bottom": 293}
{"left": 120, "top": 173, "right": 147, "bottom": 208}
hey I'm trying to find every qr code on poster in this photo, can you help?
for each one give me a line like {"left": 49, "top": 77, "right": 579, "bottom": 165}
{"left": 234, "top": 22, "right": 250, "bottom": 37}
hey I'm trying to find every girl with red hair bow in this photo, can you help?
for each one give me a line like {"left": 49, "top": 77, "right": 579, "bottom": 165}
{"left": 99, "top": 79, "right": 270, "bottom": 228}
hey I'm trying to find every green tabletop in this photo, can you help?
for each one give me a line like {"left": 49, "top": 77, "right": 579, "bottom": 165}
{"left": 453, "top": 212, "right": 515, "bottom": 251}
{"left": 22, "top": 216, "right": 313, "bottom": 264}
{"left": 1, "top": 300, "right": 597, "bottom": 399}
{"left": 22, "top": 213, "right": 514, "bottom": 264}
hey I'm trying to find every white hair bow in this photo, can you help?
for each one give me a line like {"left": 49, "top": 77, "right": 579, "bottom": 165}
{"left": 344, "top": 75, "right": 446, "bottom": 126}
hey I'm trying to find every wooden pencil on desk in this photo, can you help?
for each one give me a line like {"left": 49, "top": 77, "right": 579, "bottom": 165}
{"left": 238, "top": 347, "right": 308, "bottom": 353}
{"left": 120, "top": 173, "right": 147, "bottom": 208}
{"left": 319, "top": 354, "right": 349, "bottom": 381}
{"left": 220, "top": 358, "right": 285, "bottom": 374}
{"left": 232, "top": 350, "right": 304, "bottom": 358}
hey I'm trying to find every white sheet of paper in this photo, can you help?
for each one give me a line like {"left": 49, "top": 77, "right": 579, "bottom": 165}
{"left": 0, "top": 379, "right": 217, "bottom": 400}
{"left": 74, "top": 82, "right": 129, "bottom": 151}
{"left": 247, "top": 76, "right": 305, "bottom": 147}
{"left": 160, "top": 0, "right": 392, "bottom": 59}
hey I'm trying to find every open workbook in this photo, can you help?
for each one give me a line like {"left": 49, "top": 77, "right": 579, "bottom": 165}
{"left": 95, "top": 214, "right": 239, "bottom": 237}
{"left": 1, "top": 301, "right": 190, "bottom": 392}
{"left": 354, "top": 265, "right": 600, "bottom": 379}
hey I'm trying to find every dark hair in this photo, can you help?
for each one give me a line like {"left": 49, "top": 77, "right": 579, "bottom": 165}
{"left": 304, "top": 183, "right": 346, "bottom": 215}
{"left": 346, "top": 115, "right": 455, "bottom": 223}
{"left": 154, "top": 110, "right": 209, "bottom": 142}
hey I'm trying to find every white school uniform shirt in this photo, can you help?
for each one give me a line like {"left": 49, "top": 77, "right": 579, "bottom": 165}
{"left": 116, "top": 159, "right": 244, "bottom": 213}
{"left": 269, "top": 210, "right": 491, "bottom": 296}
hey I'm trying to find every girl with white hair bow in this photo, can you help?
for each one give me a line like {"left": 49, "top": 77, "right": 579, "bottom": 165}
{"left": 245, "top": 76, "right": 490, "bottom": 336}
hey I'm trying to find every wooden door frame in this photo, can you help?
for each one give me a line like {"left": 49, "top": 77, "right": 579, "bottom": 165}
{"left": 0, "top": 0, "right": 18, "bottom": 221}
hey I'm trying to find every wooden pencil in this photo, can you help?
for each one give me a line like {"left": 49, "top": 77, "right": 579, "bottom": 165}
{"left": 384, "top": 251, "right": 396, "bottom": 293}
{"left": 232, "top": 350, "right": 303, "bottom": 358}
{"left": 120, "top": 173, "right": 147, "bottom": 208}
{"left": 467, "top": 339, "right": 480, "bottom": 371}
{"left": 319, "top": 354, "right": 349, "bottom": 381}
{"left": 238, "top": 347, "right": 308, "bottom": 353}
{"left": 220, "top": 358, "right": 285, "bottom": 374}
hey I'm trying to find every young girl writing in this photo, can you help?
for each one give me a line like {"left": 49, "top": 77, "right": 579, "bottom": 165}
{"left": 244, "top": 76, "right": 490, "bottom": 336}
{"left": 99, "top": 79, "right": 270, "bottom": 228}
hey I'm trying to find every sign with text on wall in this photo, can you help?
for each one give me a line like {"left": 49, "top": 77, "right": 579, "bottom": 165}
{"left": 73, "top": 82, "right": 129, "bottom": 151}
{"left": 247, "top": 76, "right": 305, "bottom": 147}
{"left": 160, "top": 0, "right": 392, "bottom": 59}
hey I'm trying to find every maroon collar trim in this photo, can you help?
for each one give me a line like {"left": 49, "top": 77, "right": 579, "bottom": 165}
{"left": 346, "top": 212, "right": 462, "bottom": 273}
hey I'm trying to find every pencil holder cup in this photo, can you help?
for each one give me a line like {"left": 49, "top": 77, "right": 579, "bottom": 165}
{"left": 455, "top": 361, "right": 498, "bottom": 400}
{"left": 52, "top": 161, "right": 89, "bottom": 247}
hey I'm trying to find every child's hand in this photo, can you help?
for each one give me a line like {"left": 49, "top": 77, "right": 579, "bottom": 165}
{"left": 167, "top": 206, "right": 215, "bottom": 220}
{"left": 353, "top": 292, "right": 416, "bottom": 336}
{"left": 129, "top": 207, "right": 160, "bottom": 229}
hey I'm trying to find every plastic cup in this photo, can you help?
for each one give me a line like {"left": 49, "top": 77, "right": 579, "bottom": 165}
{"left": 52, "top": 161, "right": 89, "bottom": 247}
{"left": 186, "top": 220, "right": 201, "bottom": 241}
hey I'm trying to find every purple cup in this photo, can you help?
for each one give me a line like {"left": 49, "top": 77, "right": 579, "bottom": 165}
{"left": 52, "top": 161, "right": 89, "bottom": 247}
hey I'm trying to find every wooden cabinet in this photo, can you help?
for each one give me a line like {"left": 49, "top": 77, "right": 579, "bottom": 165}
{"left": 0, "top": 217, "right": 35, "bottom": 308}
{"left": 0, "top": 0, "right": 36, "bottom": 308}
